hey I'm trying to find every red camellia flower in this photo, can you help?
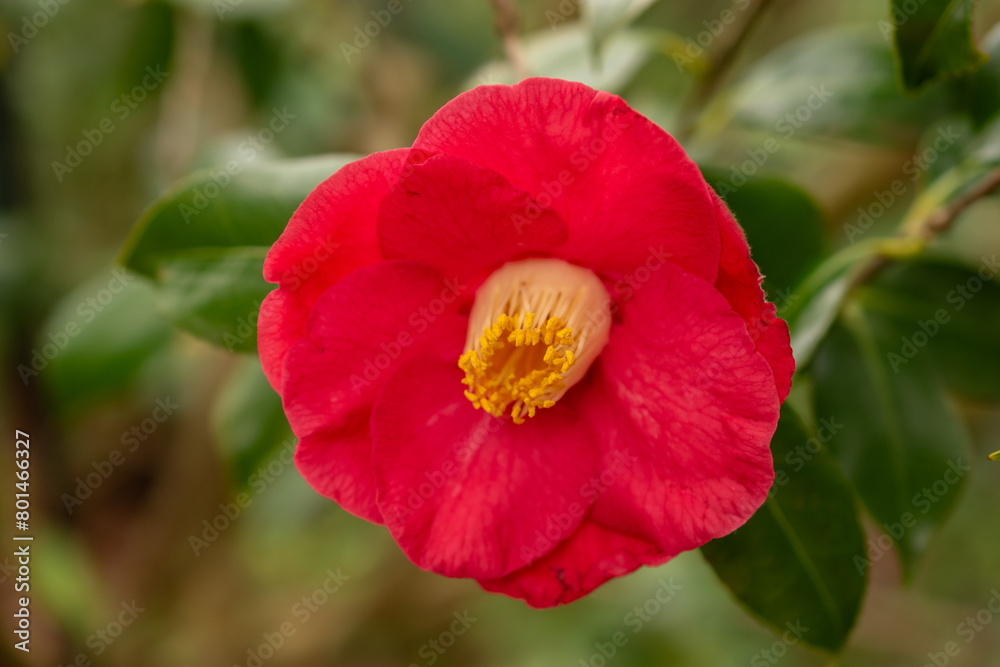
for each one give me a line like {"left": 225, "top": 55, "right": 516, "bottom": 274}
{"left": 258, "top": 78, "right": 793, "bottom": 608}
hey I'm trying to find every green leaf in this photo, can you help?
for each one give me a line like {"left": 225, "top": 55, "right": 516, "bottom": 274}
{"left": 119, "top": 155, "right": 359, "bottom": 350}
{"left": 153, "top": 248, "right": 270, "bottom": 353}
{"left": 855, "top": 258, "right": 1000, "bottom": 401}
{"left": 891, "top": 0, "right": 987, "bottom": 90}
{"left": 584, "top": 0, "right": 658, "bottom": 50}
{"left": 702, "top": 407, "right": 867, "bottom": 653}
{"left": 121, "top": 155, "right": 358, "bottom": 278}
{"left": 37, "top": 269, "right": 174, "bottom": 411}
{"left": 950, "top": 23, "right": 1000, "bottom": 128}
{"left": 212, "top": 356, "right": 293, "bottom": 487}
{"left": 704, "top": 26, "right": 948, "bottom": 146}
{"left": 701, "top": 169, "right": 826, "bottom": 299}
{"left": 812, "top": 306, "right": 970, "bottom": 578}
{"left": 787, "top": 275, "right": 851, "bottom": 370}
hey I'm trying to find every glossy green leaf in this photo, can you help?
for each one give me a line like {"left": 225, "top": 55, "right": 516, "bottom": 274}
{"left": 704, "top": 26, "right": 947, "bottom": 146}
{"left": 35, "top": 269, "right": 173, "bottom": 410}
{"left": 120, "top": 154, "right": 359, "bottom": 278}
{"left": 891, "top": 0, "right": 986, "bottom": 90}
{"left": 153, "top": 248, "right": 270, "bottom": 353}
{"left": 787, "top": 275, "right": 851, "bottom": 371}
{"left": 950, "top": 24, "right": 1000, "bottom": 128}
{"left": 212, "top": 356, "right": 293, "bottom": 487}
{"left": 812, "top": 306, "right": 970, "bottom": 578}
{"left": 119, "top": 155, "right": 359, "bottom": 350}
{"left": 702, "top": 407, "right": 867, "bottom": 653}
{"left": 856, "top": 258, "right": 1000, "bottom": 401}
{"left": 702, "top": 169, "right": 826, "bottom": 298}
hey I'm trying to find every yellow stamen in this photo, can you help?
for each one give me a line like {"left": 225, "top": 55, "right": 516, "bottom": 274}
{"left": 457, "top": 258, "right": 611, "bottom": 423}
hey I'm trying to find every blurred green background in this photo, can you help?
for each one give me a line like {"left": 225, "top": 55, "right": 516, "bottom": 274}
{"left": 2, "top": 0, "right": 1000, "bottom": 665}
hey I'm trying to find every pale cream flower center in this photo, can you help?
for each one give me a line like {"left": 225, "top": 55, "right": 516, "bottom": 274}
{"left": 458, "top": 258, "right": 612, "bottom": 423}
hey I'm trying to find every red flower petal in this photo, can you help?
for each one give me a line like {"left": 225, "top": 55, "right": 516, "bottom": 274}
{"left": 411, "top": 78, "right": 720, "bottom": 281}
{"left": 282, "top": 261, "right": 467, "bottom": 521}
{"left": 712, "top": 192, "right": 794, "bottom": 400}
{"left": 370, "top": 355, "right": 599, "bottom": 580}
{"left": 480, "top": 521, "right": 668, "bottom": 608}
{"left": 585, "top": 262, "right": 780, "bottom": 555}
{"left": 377, "top": 153, "right": 568, "bottom": 282}
{"left": 259, "top": 149, "right": 409, "bottom": 390}
{"left": 294, "top": 417, "right": 381, "bottom": 522}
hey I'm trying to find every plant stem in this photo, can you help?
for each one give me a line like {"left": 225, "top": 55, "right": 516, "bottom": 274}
{"left": 488, "top": 0, "right": 528, "bottom": 80}
{"left": 847, "top": 163, "right": 1000, "bottom": 292}
{"left": 676, "top": 0, "right": 777, "bottom": 140}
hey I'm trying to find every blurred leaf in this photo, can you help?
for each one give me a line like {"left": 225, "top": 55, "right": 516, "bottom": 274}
{"left": 787, "top": 272, "right": 852, "bottom": 369}
{"left": 119, "top": 155, "right": 358, "bottom": 350}
{"left": 891, "top": 0, "right": 986, "bottom": 90}
{"left": 37, "top": 269, "right": 173, "bottom": 411}
{"left": 153, "top": 247, "right": 269, "bottom": 353}
{"left": 950, "top": 24, "right": 1000, "bottom": 128}
{"left": 34, "top": 528, "right": 108, "bottom": 637}
{"left": 212, "top": 356, "right": 292, "bottom": 487}
{"left": 702, "top": 168, "right": 826, "bottom": 297}
{"left": 165, "top": 0, "right": 293, "bottom": 21}
{"left": 856, "top": 258, "right": 1000, "bottom": 401}
{"left": 583, "top": 0, "right": 658, "bottom": 50}
{"left": 812, "top": 307, "right": 970, "bottom": 578}
{"left": 901, "top": 113, "right": 1000, "bottom": 228}
{"left": 121, "top": 155, "right": 358, "bottom": 278}
{"left": 703, "top": 407, "right": 867, "bottom": 653}
{"left": 704, "top": 27, "right": 947, "bottom": 146}
{"left": 224, "top": 20, "right": 286, "bottom": 107}
{"left": 467, "top": 24, "right": 653, "bottom": 92}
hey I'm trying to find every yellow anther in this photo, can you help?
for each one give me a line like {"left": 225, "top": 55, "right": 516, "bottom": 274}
{"left": 457, "top": 259, "right": 611, "bottom": 424}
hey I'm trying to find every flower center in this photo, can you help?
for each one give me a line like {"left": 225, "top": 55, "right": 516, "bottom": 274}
{"left": 458, "top": 258, "right": 611, "bottom": 423}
